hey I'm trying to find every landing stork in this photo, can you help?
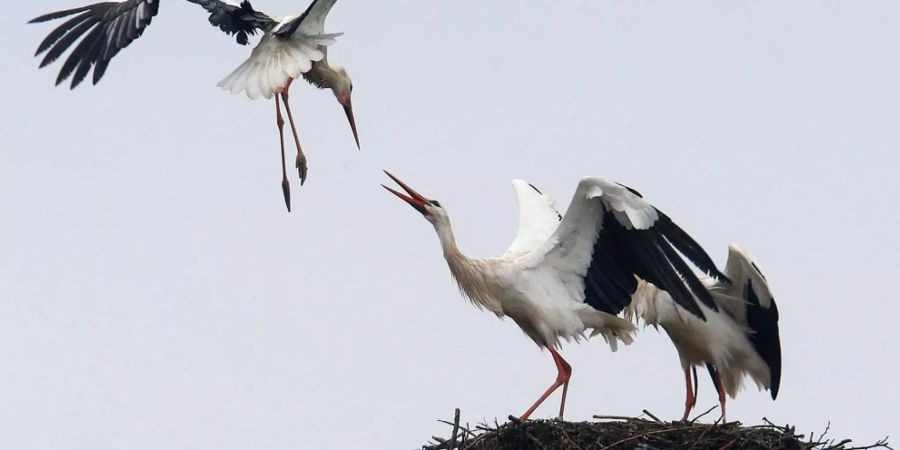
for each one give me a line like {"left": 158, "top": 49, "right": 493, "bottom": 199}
{"left": 382, "top": 171, "right": 729, "bottom": 421}
{"left": 628, "top": 245, "right": 782, "bottom": 422}
{"left": 29, "top": 0, "right": 360, "bottom": 211}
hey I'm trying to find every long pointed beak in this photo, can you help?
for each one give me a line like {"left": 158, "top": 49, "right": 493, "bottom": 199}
{"left": 342, "top": 97, "right": 360, "bottom": 150}
{"left": 382, "top": 170, "right": 428, "bottom": 215}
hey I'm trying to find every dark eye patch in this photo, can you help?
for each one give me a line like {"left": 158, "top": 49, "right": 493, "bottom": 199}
{"left": 430, "top": 200, "right": 442, "bottom": 208}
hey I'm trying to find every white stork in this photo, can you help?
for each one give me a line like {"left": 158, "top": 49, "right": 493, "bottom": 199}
{"left": 382, "top": 171, "right": 730, "bottom": 421}
{"left": 628, "top": 244, "right": 782, "bottom": 422}
{"left": 29, "top": 0, "right": 359, "bottom": 211}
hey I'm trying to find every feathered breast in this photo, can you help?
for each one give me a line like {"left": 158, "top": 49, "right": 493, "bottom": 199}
{"left": 444, "top": 255, "right": 509, "bottom": 317}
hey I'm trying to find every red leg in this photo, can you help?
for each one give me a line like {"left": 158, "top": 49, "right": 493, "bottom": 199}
{"left": 519, "top": 348, "right": 572, "bottom": 421}
{"left": 275, "top": 96, "right": 290, "bottom": 212}
{"left": 715, "top": 371, "right": 727, "bottom": 422}
{"left": 681, "top": 366, "right": 695, "bottom": 421}
{"left": 692, "top": 365, "right": 699, "bottom": 409}
{"left": 553, "top": 350, "right": 573, "bottom": 419}
{"left": 280, "top": 79, "right": 307, "bottom": 185}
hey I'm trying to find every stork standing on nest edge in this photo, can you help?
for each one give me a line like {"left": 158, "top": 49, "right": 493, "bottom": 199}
{"left": 29, "top": 0, "right": 360, "bottom": 211}
{"left": 382, "top": 171, "right": 730, "bottom": 421}
{"left": 628, "top": 244, "right": 782, "bottom": 422}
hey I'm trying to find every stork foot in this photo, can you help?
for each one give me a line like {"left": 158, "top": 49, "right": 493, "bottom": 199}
{"left": 296, "top": 155, "right": 308, "bottom": 186}
{"left": 282, "top": 178, "right": 291, "bottom": 212}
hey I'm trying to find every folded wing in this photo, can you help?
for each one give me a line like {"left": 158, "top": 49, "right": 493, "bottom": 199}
{"left": 719, "top": 244, "right": 782, "bottom": 398}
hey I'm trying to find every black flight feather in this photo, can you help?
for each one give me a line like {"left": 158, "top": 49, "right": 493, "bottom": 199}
{"left": 31, "top": 0, "right": 278, "bottom": 88}
{"left": 744, "top": 280, "right": 782, "bottom": 399}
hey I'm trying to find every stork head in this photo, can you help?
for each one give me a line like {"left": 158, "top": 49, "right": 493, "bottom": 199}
{"left": 329, "top": 65, "right": 359, "bottom": 149}
{"left": 382, "top": 171, "right": 449, "bottom": 227}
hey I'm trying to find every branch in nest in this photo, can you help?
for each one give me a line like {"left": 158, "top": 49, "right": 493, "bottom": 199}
{"left": 423, "top": 409, "right": 893, "bottom": 450}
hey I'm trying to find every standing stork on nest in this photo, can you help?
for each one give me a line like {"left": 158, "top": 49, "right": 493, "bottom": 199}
{"left": 628, "top": 244, "right": 782, "bottom": 422}
{"left": 30, "top": 0, "right": 360, "bottom": 211}
{"left": 382, "top": 171, "right": 730, "bottom": 421}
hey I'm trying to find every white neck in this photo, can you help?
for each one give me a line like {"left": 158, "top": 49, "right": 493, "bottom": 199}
{"left": 432, "top": 219, "right": 505, "bottom": 316}
{"left": 433, "top": 221, "right": 460, "bottom": 259}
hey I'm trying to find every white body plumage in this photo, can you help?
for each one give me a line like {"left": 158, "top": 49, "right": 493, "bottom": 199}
{"left": 628, "top": 244, "right": 781, "bottom": 407}
{"left": 217, "top": 29, "right": 340, "bottom": 100}
{"left": 384, "top": 172, "right": 731, "bottom": 421}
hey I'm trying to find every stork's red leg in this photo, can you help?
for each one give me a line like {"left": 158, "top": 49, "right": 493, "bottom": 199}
{"left": 275, "top": 96, "right": 290, "bottom": 212}
{"left": 681, "top": 366, "right": 696, "bottom": 421}
{"left": 553, "top": 349, "right": 573, "bottom": 419}
{"left": 692, "top": 365, "right": 699, "bottom": 408}
{"left": 519, "top": 348, "right": 572, "bottom": 421}
{"left": 714, "top": 371, "right": 727, "bottom": 422}
{"left": 280, "top": 79, "right": 308, "bottom": 185}
{"left": 705, "top": 364, "right": 727, "bottom": 422}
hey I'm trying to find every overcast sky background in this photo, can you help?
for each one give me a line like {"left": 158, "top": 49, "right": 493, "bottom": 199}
{"left": 2, "top": 1, "right": 899, "bottom": 449}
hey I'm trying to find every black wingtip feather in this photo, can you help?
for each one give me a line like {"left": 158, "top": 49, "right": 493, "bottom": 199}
{"left": 39, "top": 16, "right": 98, "bottom": 69}
{"left": 655, "top": 236, "right": 719, "bottom": 312}
{"left": 34, "top": 13, "right": 92, "bottom": 57}
{"left": 745, "top": 280, "right": 782, "bottom": 400}
{"left": 56, "top": 23, "right": 104, "bottom": 87}
{"left": 29, "top": 6, "right": 91, "bottom": 24}
{"left": 647, "top": 238, "right": 708, "bottom": 319}
{"left": 615, "top": 182, "right": 643, "bottom": 198}
{"left": 31, "top": 1, "right": 164, "bottom": 89}
{"left": 93, "top": 58, "right": 110, "bottom": 85}
{"left": 656, "top": 211, "right": 730, "bottom": 282}
{"left": 581, "top": 210, "right": 717, "bottom": 321}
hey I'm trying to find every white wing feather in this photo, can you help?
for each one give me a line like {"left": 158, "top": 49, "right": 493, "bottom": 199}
{"left": 506, "top": 177, "right": 659, "bottom": 311}
{"left": 526, "top": 177, "right": 657, "bottom": 270}
{"left": 722, "top": 244, "right": 773, "bottom": 307}
{"left": 217, "top": 31, "right": 336, "bottom": 100}
{"left": 503, "top": 180, "right": 562, "bottom": 258}
{"left": 296, "top": 0, "right": 337, "bottom": 35}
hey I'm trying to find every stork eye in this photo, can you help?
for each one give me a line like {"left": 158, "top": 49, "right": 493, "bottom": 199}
{"left": 430, "top": 200, "right": 442, "bottom": 208}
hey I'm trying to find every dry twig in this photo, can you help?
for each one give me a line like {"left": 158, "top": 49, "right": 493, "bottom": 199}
{"left": 423, "top": 409, "right": 892, "bottom": 450}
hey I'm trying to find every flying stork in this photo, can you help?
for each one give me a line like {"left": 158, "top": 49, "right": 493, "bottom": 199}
{"left": 29, "top": 0, "right": 360, "bottom": 211}
{"left": 382, "top": 171, "right": 730, "bottom": 421}
{"left": 628, "top": 244, "right": 782, "bottom": 422}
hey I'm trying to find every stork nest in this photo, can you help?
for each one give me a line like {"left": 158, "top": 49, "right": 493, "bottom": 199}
{"left": 423, "top": 408, "right": 892, "bottom": 450}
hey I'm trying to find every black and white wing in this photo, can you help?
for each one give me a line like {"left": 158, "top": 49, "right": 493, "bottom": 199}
{"left": 218, "top": 0, "right": 343, "bottom": 99}
{"left": 503, "top": 180, "right": 563, "bottom": 259}
{"left": 525, "top": 177, "right": 729, "bottom": 320}
{"left": 273, "top": 0, "right": 339, "bottom": 39}
{"left": 30, "top": 0, "right": 276, "bottom": 88}
{"left": 30, "top": 0, "right": 160, "bottom": 88}
{"left": 718, "top": 244, "right": 782, "bottom": 398}
{"left": 185, "top": 0, "right": 276, "bottom": 45}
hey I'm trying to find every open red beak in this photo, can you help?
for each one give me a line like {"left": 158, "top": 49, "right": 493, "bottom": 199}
{"left": 382, "top": 170, "right": 428, "bottom": 215}
{"left": 342, "top": 97, "right": 360, "bottom": 150}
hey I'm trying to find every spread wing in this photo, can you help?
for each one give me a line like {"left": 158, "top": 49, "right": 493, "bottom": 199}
{"left": 503, "top": 180, "right": 563, "bottom": 258}
{"left": 274, "top": 0, "right": 338, "bottom": 39}
{"left": 524, "top": 177, "right": 728, "bottom": 320}
{"left": 185, "top": 0, "right": 276, "bottom": 44}
{"left": 29, "top": 0, "right": 276, "bottom": 88}
{"left": 30, "top": 0, "right": 161, "bottom": 88}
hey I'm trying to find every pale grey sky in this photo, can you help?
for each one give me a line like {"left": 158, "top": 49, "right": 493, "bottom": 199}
{"left": 2, "top": 1, "right": 898, "bottom": 449}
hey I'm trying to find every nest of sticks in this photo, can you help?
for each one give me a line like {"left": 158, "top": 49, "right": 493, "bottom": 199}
{"left": 423, "top": 408, "right": 892, "bottom": 450}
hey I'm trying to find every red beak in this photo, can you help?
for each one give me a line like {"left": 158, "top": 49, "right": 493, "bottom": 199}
{"left": 342, "top": 97, "right": 360, "bottom": 150}
{"left": 382, "top": 170, "right": 428, "bottom": 215}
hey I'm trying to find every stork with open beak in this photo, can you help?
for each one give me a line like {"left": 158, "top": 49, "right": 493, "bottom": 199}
{"left": 628, "top": 245, "right": 782, "bottom": 422}
{"left": 382, "top": 171, "right": 730, "bottom": 421}
{"left": 29, "top": 0, "right": 360, "bottom": 211}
